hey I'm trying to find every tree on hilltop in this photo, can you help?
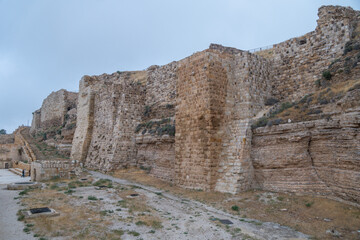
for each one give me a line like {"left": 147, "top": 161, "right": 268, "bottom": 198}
{"left": 0, "top": 129, "right": 6, "bottom": 135}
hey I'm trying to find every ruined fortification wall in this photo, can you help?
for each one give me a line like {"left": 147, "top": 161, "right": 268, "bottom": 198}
{"left": 0, "top": 127, "right": 38, "bottom": 168}
{"left": 269, "top": 6, "right": 358, "bottom": 100}
{"left": 251, "top": 111, "right": 360, "bottom": 204}
{"left": 72, "top": 66, "right": 177, "bottom": 178}
{"left": 69, "top": 5, "right": 359, "bottom": 204}
{"left": 175, "top": 51, "right": 225, "bottom": 190}
{"left": 0, "top": 134, "right": 16, "bottom": 168}
{"left": 78, "top": 72, "right": 146, "bottom": 171}
{"left": 211, "top": 47, "right": 272, "bottom": 193}
{"left": 174, "top": 45, "right": 272, "bottom": 192}
{"left": 34, "top": 89, "right": 78, "bottom": 130}
{"left": 135, "top": 63, "right": 177, "bottom": 182}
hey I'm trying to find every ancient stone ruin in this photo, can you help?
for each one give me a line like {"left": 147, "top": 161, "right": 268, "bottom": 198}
{"left": 16, "top": 5, "right": 359, "bottom": 204}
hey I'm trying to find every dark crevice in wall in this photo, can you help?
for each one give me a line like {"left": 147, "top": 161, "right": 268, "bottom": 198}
{"left": 306, "top": 132, "right": 333, "bottom": 194}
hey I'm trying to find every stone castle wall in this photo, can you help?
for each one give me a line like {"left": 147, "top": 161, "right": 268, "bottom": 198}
{"left": 213, "top": 48, "right": 272, "bottom": 193}
{"left": 174, "top": 48, "right": 272, "bottom": 192}
{"left": 68, "top": 6, "right": 360, "bottom": 203}
{"left": 31, "top": 89, "right": 78, "bottom": 131}
{"left": 265, "top": 6, "right": 359, "bottom": 100}
{"left": 0, "top": 134, "right": 16, "bottom": 168}
{"left": 175, "top": 51, "right": 225, "bottom": 191}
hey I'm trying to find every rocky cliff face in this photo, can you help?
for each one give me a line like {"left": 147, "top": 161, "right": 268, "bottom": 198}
{"left": 251, "top": 111, "right": 360, "bottom": 204}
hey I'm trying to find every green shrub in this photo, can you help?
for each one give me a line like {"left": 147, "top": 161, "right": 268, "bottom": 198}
{"left": 88, "top": 196, "right": 98, "bottom": 201}
{"left": 166, "top": 104, "right": 174, "bottom": 109}
{"left": 322, "top": 71, "right": 332, "bottom": 80}
{"left": 64, "top": 189, "right": 75, "bottom": 195}
{"left": 143, "top": 105, "right": 151, "bottom": 117}
{"left": 344, "top": 41, "right": 353, "bottom": 55}
{"left": 135, "top": 221, "right": 146, "bottom": 226}
{"left": 251, "top": 116, "right": 268, "bottom": 129}
{"left": 135, "top": 123, "right": 145, "bottom": 133}
{"left": 314, "top": 79, "right": 321, "bottom": 87}
{"left": 17, "top": 214, "right": 25, "bottom": 221}
{"left": 157, "top": 124, "right": 175, "bottom": 136}
{"left": 231, "top": 205, "right": 239, "bottom": 211}
{"left": 151, "top": 220, "right": 163, "bottom": 229}
{"left": 264, "top": 98, "right": 279, "bottom": 106}
{"left": 93, "top": 179, "right": 112, "bottom": 187}
{"left": 19, "top": 189, "right": 29, "bottom": 196}
{"left": 112, "top": 229, "right": 124, "bottom": 236}
{"left": 128, "top": 231, "right": 140, "bottom": 236}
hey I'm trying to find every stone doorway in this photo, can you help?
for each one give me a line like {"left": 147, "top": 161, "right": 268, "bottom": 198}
{"left": 4, "top": 163, "right": 9, "bottom": 169}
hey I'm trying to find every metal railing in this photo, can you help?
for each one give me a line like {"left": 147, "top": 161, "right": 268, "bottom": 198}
{"left": 248, "top": 44, "right": 274, "bottom": 53}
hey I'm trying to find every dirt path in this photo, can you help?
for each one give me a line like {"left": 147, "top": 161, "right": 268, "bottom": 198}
{"left": 90, "top": 171, "right": 309, "bottom": 240}
{"left": 0, "top": 170, "right": 35, "bottom": 240}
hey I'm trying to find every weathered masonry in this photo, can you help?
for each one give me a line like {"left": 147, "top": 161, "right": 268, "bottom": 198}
{"left": 70, "top": 6, "right": 360, "bottom": 203}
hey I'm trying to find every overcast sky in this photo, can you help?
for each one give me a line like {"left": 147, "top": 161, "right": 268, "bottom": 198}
{"left": 1, "top": 0, "right": 359, "bottom": 133}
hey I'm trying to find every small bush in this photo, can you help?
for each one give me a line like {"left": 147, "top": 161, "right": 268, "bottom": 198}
{"left": 128, "top": 231, "right": 140, "bottom": 236}
{"left": 344, "top": 41, "right": 353, "bottom": 55}
{"left": 276, "top": 102, "right": 293, "bottom": 114}
{"left": 251, "top": 116, "right": 268, "bottom": 129}
{"left": 19, "top": 189, "right": 29, "bottom": 196}
{"left": 112, "top": 229, "right": 124, "bottom": 236}
{"left": 135, "top": 221, "right": 146, "bottom": 226}
{"left": 17, "top": 214, "right": 25, "bottom": 221}
{"left": 166, "top": 104, "right": 174, "bottom": 109}
{"left": 314, "top": 79, "right": 321, "bottom": 87}
{"left": 272, "top": 119, "right": 283, "bottom": 125}
{"left": 322, "top": 71, "right": 332, "bottom": 80}
{"left": 135, "top": 123, "right": 145, "bottom": 133}
{"left": 146, "top": 121, "right": 154, "bottom": 128}
{"left": 151, "top": 220, "right": 163, "bottom": 229}
{"left": 143, "top": 105, "right": 151, "bottom": 117}
{"left": 231, "top": 205, "right": 239, "bottom": 211}
{"left": 64, "top": 189, "right": 75, "bottom": 195}
{"left": 264, "top": 97, "right": 279, "bottom": 106}
{"left": 157, "top": 124, "right": 175, "bottom": 136}
{"left": 88, "top": 196, "right": 98, "bottom": 201}
{"left": 93, "top": 179, "right": 112, "bottom": 187}
{"left": 277, "top": 196, "right": 284, "bottom": 201}
{"left": 299, "top": 94, "right": 313, "bottom": 104}
{"left": 305, "top": 202, "right": 314, "bottom": 208}
{"left": 319, "top": 99, "right": 329, "bottom": 105}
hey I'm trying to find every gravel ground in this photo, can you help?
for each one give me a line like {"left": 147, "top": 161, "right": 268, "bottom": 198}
{"left": 90, "top": 171, "right": 309, "bottom": 240}
{"left": 0, "top": 169, "right": 35, "bottom": 240}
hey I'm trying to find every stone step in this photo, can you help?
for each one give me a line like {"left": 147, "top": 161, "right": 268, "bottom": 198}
{"left": 9, "top": 168, "right": 30, "bottom": 177}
